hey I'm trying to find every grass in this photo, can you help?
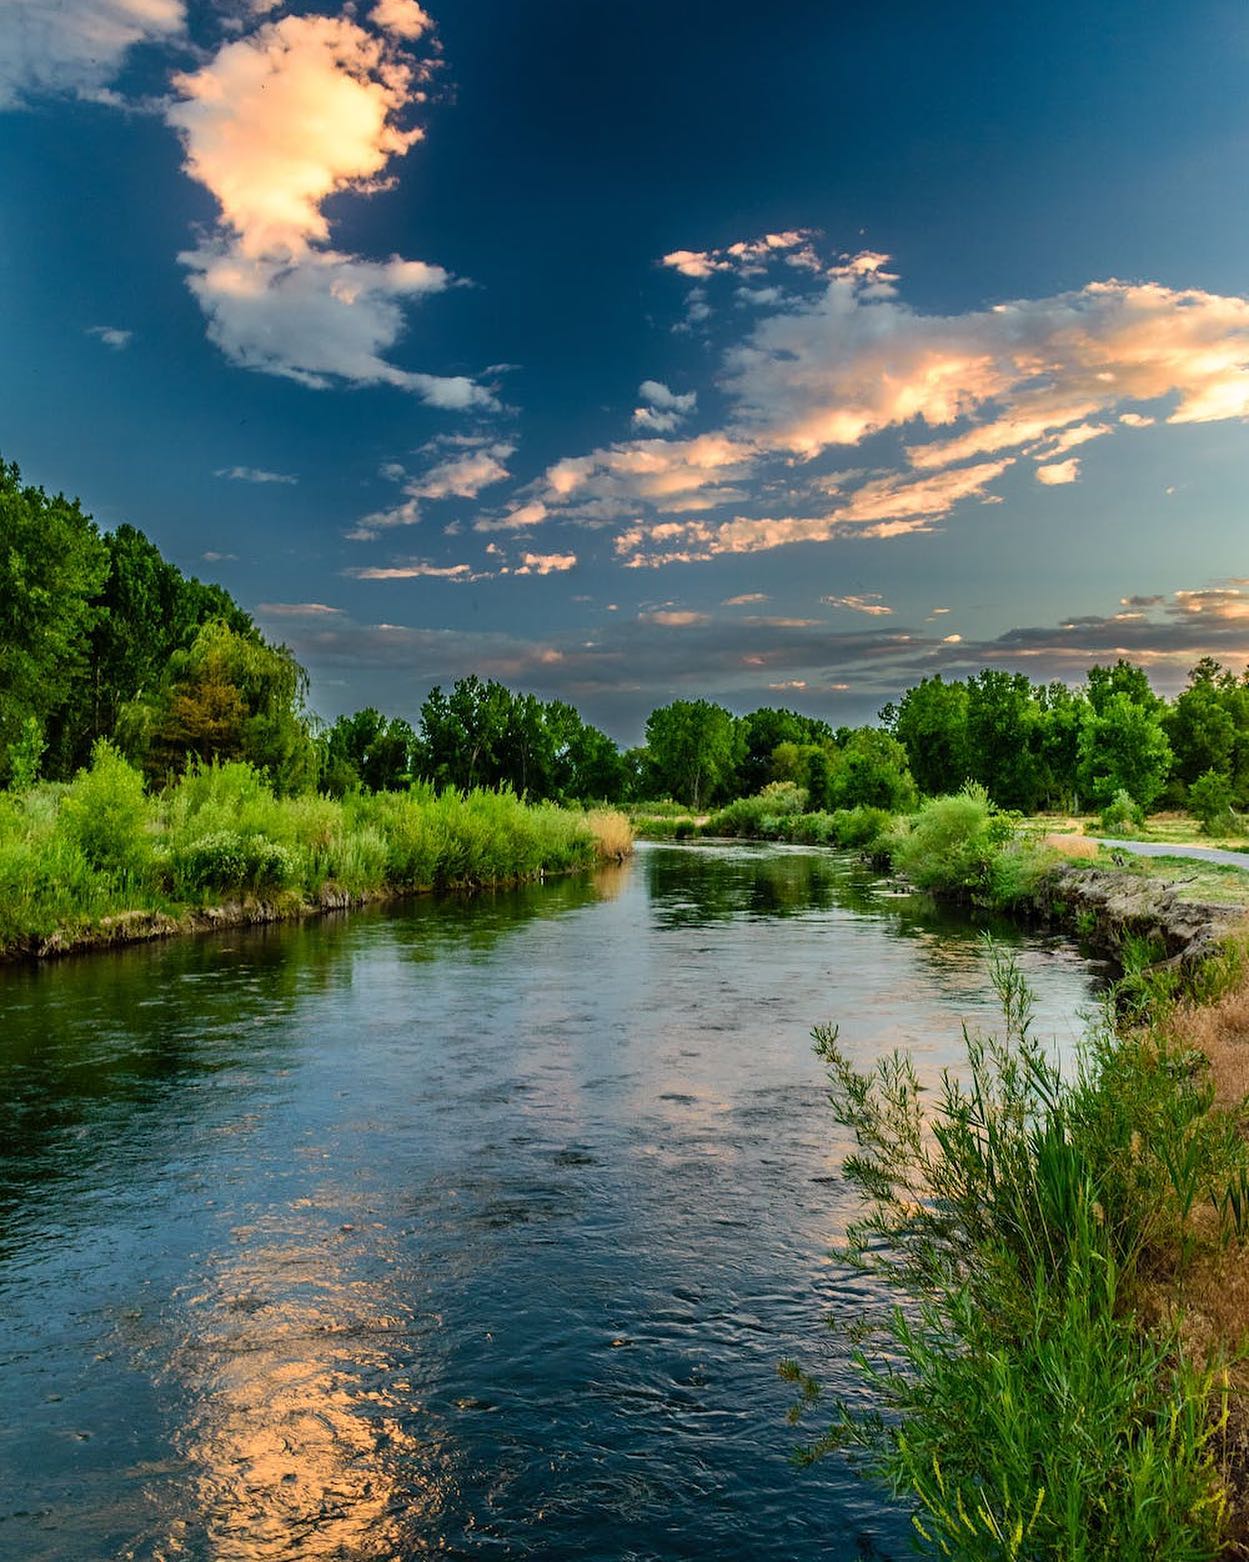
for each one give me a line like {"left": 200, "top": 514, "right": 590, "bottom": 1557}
{"left": 0, "top": 745, "right": 632, "bottom": 958}
{"left": 1028, "top": 811, "right": 1249, "bottom": 853}
{"left": 787, "top": 941, "right": 1249, "bottom": 1558}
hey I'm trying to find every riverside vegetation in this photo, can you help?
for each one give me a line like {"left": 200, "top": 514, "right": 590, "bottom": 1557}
{"left": 0, "top": 746, "right": 630, "bottom": 959}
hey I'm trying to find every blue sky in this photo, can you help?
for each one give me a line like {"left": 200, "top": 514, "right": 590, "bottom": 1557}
{"left": 3, "top": 0, "right": 1249, "bottom": 738}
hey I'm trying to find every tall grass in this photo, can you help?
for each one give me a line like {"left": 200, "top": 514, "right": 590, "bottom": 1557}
{"left": 786, "top": 946, "right": 1249, "bottom": 1557}
{"left": 0, "top": 746, "right": 631, "bottom": 955}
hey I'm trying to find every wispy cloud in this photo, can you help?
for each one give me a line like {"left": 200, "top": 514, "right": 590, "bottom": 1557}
{"left": 86, "top": 324, "right": 133, "bottom": 350}
{"left": 631, "top": 379, "right": 697, "bottom": 433}
{"left": 823, "top": 593, "right": 893, "bottom": 615}
{"left": 257, "top": 601, "right": 342, "bottom": 615}
{"left": 0, "top": 0, "right": 184, "bottom": 107}
{"left": 216, "top": 465, "right": 298, "bottom": 484}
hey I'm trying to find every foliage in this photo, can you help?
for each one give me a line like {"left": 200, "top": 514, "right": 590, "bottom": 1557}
{"left": 882, "top": 676, "right": 970, "bottom": 798}
{"left": 6, "top": 715, "right": 44, "bottom": 793}
{"left": 644, "top": 698, "right": 742, "bottom": 810}
{"left": 320, "top": 707, "right": 417, "bottom": 795}
{"left": 1099, "top": 788, "right": 1146, "bottom": 833}
{"left": 1188, "top": 768, "right": 1238, "bottom": 836}
{"left": 887, "top": 785, "right": 1042, "bottom": 906}
{"left": 0, "top": 758, "right": 628, "bottom": 952}
{"left": 788, "top": 950, "right": 1245, "bottom": 1559}
{"left": 120, "top": 620, "right": 317, "bottom": 793}
{"left": 0, "top": 458, "right": 109, "bottom": 783}
{"left": 1077, "top": 692, "right": 1173, "bottom": 811}
{"left": 57, "top": 740, "right": 152, "bottom": 879}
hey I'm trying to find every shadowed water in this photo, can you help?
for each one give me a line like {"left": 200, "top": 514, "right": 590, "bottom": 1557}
{"left": 0, "top": 843, "right": 1103, "bottom": 1560}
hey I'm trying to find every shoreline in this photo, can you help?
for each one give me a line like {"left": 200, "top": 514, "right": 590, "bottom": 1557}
{"left": 0, "top": 855, "right": 632, "bottom": 967}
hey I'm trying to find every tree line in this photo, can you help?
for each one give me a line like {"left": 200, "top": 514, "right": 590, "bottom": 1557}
{"left": 4, "top": 457, "right": 1248, "bottom": 820}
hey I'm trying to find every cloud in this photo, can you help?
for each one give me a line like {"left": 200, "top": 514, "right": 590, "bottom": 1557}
{"left": 474, "top": 499, "right": 548, "bottom": 533}
{"left": 86, "top": 324, "right": 133, "bottom": 349}
{"left": 167, "top": 13, "right": 492, "bottom": 403}
{"left": 631, "top": 379, "right": 697, "bottom": 432}
{"left": 723, "top": 592, "right": 769, "bottom": 606}
{"left": 638, "top": 609, "right": 711, "bottom": 626}
{"left": 823, "top": 593, "right": 893, "bottom": 615}
{"left": 215, "top": 464, "right": 298, "bottom": 484}
{"left": 256, "top": 601, "right": 342, "bottom": 615}
{"left": 1035, "top": 458, "right": 1081, "bottom": 485}
{"left": 514, "top": 551, "right": 577, "bottom": 575}
{"left": 0, "top": 0, "right": 184, "bottom": 107}
{"left": 661, "top": 230, "right": 822, "bottom": 279}
{"left": 408, "top": 441, "right": 513, "bottom": 499}
{"left": 520, "top": 246, "right": 1249, "bottom": 569}
{"left": 348, "top": 561, "right": 483, "bottom": 580}
{"left": 371, "top": 0, "right": 432, "bottom": 40}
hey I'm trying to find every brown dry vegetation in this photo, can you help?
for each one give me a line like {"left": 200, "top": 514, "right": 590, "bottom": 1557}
{"left": 588, "top": 809, "right": 634, "bottom": 862}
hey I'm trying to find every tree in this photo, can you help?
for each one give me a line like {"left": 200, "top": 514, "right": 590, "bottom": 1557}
{"left": 829, "top": 728, "right": 918, "bottom": 812}
{"left": 320, "top": 707, "right": 417, "bottom": 794}
{"left": 887, "top": 677, "right": 970, "bottom": 798}
{"left": 1085, "top": 658, "right": 1161, "bottom": 716}
{"left": 0, "top": 459, "right": 108, "bottom": 782}
{"left": 121, "top": 620, "right": 316, "bottom": 793}
{"left": 1033, "top": 682, "right": 1087, "bottom": 812}
{"left": 965, "top": 670, "right": 1042, "bottom": 811}
{"left": 1166, "top": 659, "right": 1240, "bottom": 792}
{"left": 1188, "top": 769, "right": 1236, "bottom": 834}
{"left": 737, "top": 707, "right": 832, "bottom": 796}
{"left": 644, "top": 699, "right": 740, "bottom": 809}
{"left": 1076, "top": 691, "right": 1173, "bottom": 812}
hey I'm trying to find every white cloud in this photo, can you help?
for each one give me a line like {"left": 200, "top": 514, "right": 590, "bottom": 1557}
{"left": 371, "top": 0, "right": 433, "bottom": 40}
{"left": 408, "top": 441, "right": 513, "bottom": 499}
{"left": 514, "top": 551, "right": 577, "bottom": 575}
{"left": 86, "top": 324, "right": 133, "bottom": 349}
{"left": 215, "top": 464, "right": 298, "bottom": 484}
{"left": 0, "top": 0, "right": 184, "bottom": 107}
{"left": 723, "top": 592, "right": 769, "bottom": 606}
{"left": 823, "top": 593, "right": 893, "bottom": 616}
{"left": 1035, "top": 458, "right": 1081, "bottom": 486}
{"left": 256, "top": 601, "right": 341, "bottom": 615}
{"left": 638, "top": 609, "right": 710, "bottom": 626}
{"left": 631, "top": 379, "right": 697, "bottom": 433}
{"left": 166, "top": 13, "right": 492, "bottom": 403}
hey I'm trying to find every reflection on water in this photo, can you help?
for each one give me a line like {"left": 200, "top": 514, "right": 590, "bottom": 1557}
{"left": 0, "top": 845, "right": 1101, "bottom": 1560}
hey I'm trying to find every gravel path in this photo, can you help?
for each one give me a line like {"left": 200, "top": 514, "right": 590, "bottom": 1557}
{"left": 1092, "top": 837, "right": 1249, "bottom": 870}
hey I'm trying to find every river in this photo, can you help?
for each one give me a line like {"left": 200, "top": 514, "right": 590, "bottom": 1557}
{"left": 0, "top": 842, "right": 1103, "bottom": 1561}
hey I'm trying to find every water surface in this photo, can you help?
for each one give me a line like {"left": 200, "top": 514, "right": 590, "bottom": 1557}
{"left": 0, "top": 843, "right": 1102, "bottom": 1560}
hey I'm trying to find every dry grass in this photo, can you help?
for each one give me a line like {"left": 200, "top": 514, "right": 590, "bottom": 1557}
{"left": 587, "top": 808, "right": 634, "bottom": 862}
{"left": 1041, "top": 831, "right": 1101, "bottom": 859}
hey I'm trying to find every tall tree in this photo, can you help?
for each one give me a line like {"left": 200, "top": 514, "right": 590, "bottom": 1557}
{"left": 885, "top": 677, "right": 970, "bottom": 797}
{"left": 0, "top": 459, "right": 108, "bottom": 782}
{"left": 644, "top": 699, "right": 741, "bottom": 809}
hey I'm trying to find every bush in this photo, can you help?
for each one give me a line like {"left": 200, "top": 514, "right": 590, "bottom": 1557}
{"left": 57, "top": 741, "right": 151, "bottom": 879}
{"left": 1099, "top": 788, "right": 1146, "bottom": 834}
{"left": 789, "top": 950, "right": 1242, "bottom": 1559}
{"left": 172, "top": 830, "right": 298, "bottom": 894}
{"left": 707, "top": 782, "right": 807, "bottom": 837}
{"left": 888, "top": 784, "right": 1025, "bottom": 901}
{"left": 1188, "top": 770, "right": 1238, "bottom": 836}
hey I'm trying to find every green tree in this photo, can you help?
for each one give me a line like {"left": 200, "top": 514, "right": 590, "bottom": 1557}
{"left": 0, "top": 459, "right": 108, "bottom": 782}
{"left": 320, "top": 707, "right": 417, "bottom": 794}
{"left": 1076, "top": 691, "right": 1173, "bottom": 811}
{"left": 829, "top": 728, "right": 918, "bottom": 812}
{"left": 1085, "top": 658, "right": 1161, "bottom": 716}
{"left": 965, "top": 670, "right": 1042, "bottom": 811}
{"left": 644, "top": 699, "right": 741, "bottom": 809}
{"left": 1187, "top": 769, "right": 1236, "bottom": 834}
{"left": 737, "top": 707, "right": 832, "bottom": 796}
{"left": 886, "top": 677, "right": 970, "bottom": 798}
{"left": 1166, "top": 659, "right": 1240, "bottom": 793}
{"left": 121, "top": 620, "right": 316, "bottom": 793}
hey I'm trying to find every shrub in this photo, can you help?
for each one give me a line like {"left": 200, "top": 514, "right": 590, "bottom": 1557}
{"left": 57, "top": 741, "right": 151, "bottom": 879}
{"left": 1099, "top": 788, "right": 1146, "bottom": 834}
{"left": 888, "top": 784, "right": 1021, "bottom": 900}
{"left": 788, "top": 950, "right": 1242, "bottom": 1559}
{"left": 172, "top": 830, "right": 298, "bottom": 894}
{"left": 1188, "top": 770, "right": 1238, "bottom": 837}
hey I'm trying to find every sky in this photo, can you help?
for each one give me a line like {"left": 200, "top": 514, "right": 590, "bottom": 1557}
{"left": 3, "top": 0, "right": 1249, "bottom": 741}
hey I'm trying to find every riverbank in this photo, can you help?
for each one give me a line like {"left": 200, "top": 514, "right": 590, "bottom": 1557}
{"left": 763, "top": 795, "right": 1249, "bottom": 1555}
{"left": 0, "top": 748, "right": 631, "bottom": 963}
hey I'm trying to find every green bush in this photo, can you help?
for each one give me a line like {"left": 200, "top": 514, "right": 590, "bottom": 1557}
{"left": 888, "top": 784, "right": 1031, "bottom": 902}
{"left": 707, "top": 781, "right": 808, "bottom": 837}
{"left": 1099, "top": 788, "right": 1146, "bottom": 834}
{"left": 57, "top": 741, "right": 151, "bottom": 879}
{"left": 788, "top": 950, "right": 1241, "bottom": 1558}
{"left": 1188, "top": 770, "right": 1238, "bottom": 837}
{"left": 172, "top": 830, "right": 297, "bottom": 894}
